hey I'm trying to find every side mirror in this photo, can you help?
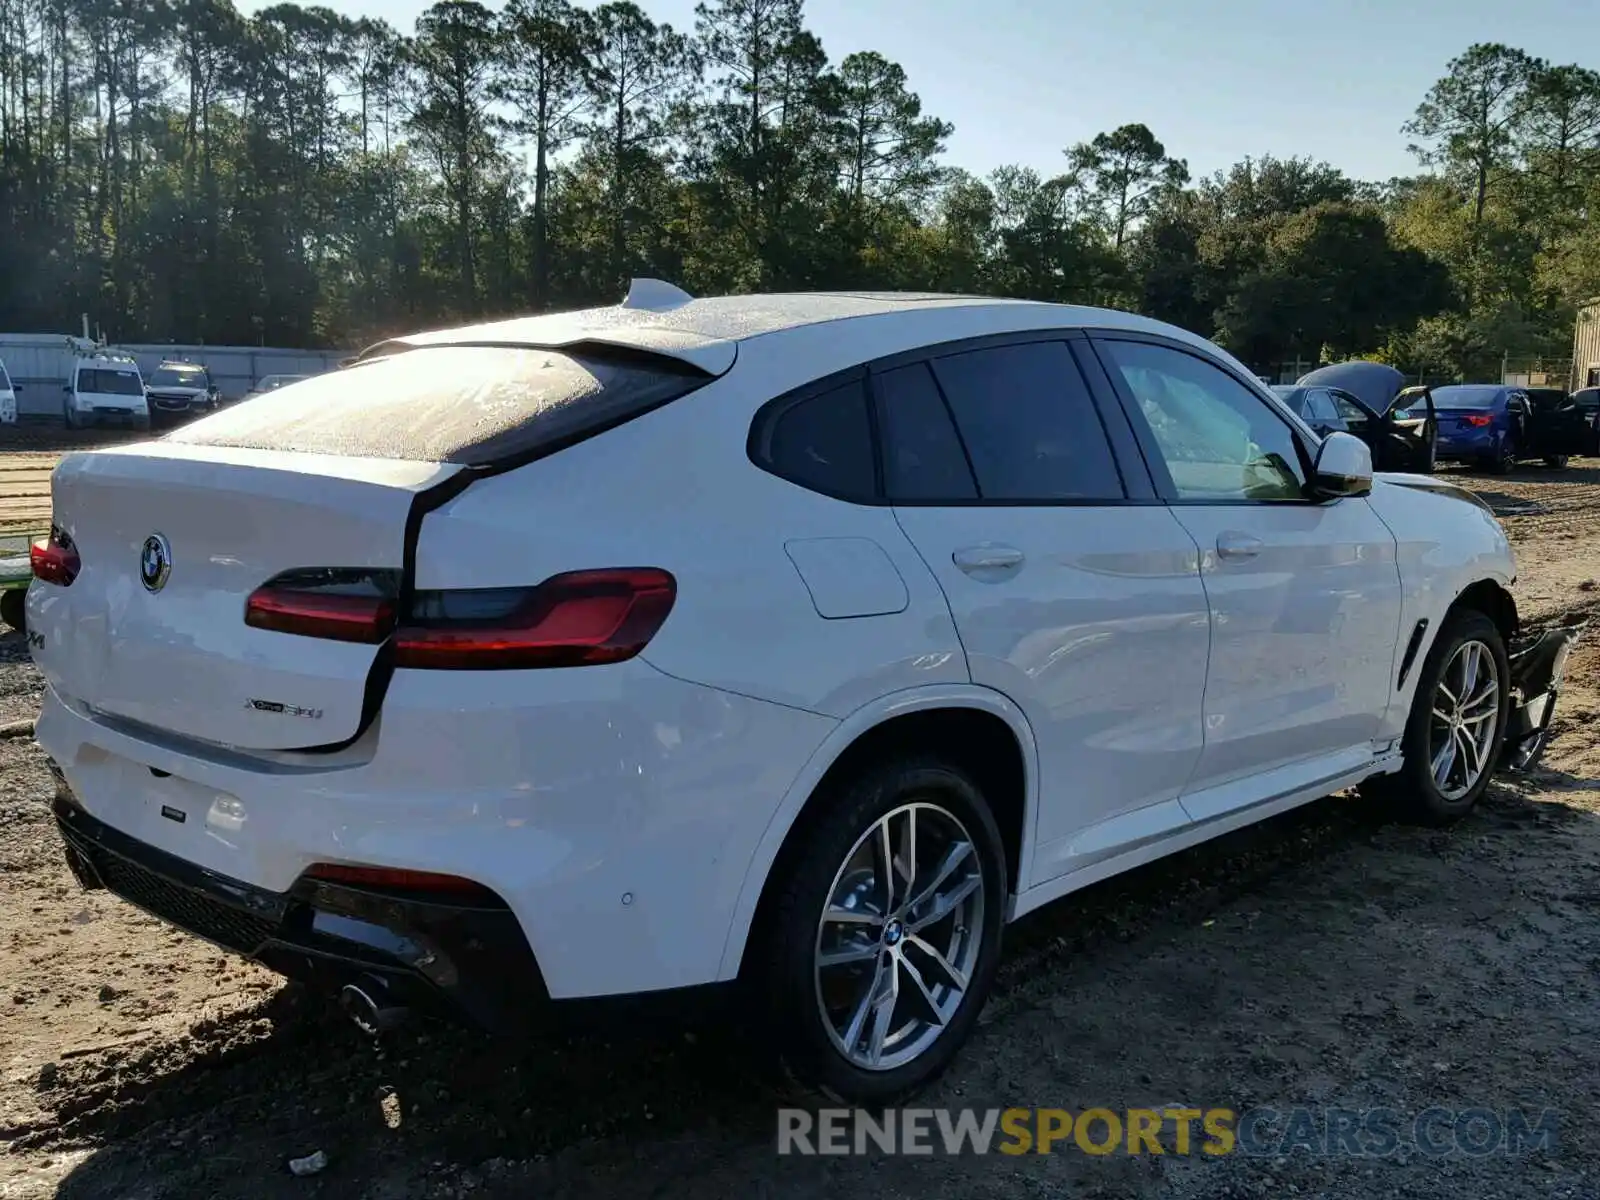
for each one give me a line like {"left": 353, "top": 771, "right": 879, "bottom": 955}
{"left": 62, "top": 384, "right": 71, "bottom": 394}
{"left": 11, "top": 384, "right": 20, "bottom": 393}
{"left": 1311, "top": 432, "right": 1373, "bottom": 498}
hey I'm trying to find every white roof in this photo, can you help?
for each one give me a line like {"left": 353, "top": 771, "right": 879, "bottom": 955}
{"left": 368, "top": 289, "right": 1196, "bottom": 376}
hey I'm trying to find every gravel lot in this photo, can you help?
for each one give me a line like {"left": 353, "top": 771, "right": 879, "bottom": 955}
{"left": 2, "top": 436, "right": 1599, "bottom": 1200}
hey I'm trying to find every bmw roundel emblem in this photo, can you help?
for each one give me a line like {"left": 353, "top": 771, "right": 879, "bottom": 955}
{"left": 140, "top": 533, "right": 172, "bottom": 593}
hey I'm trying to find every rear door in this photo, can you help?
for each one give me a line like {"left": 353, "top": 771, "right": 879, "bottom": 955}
{"left": 880, "top": 334, "right": 1212, "bottom": 886}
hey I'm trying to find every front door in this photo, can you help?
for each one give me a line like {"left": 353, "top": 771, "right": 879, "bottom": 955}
{"left": 1090, "top": 335, "right": 1405, "bottom": 820}
{"left": 876, "top": 338, "right": 1212, "bottom": 886}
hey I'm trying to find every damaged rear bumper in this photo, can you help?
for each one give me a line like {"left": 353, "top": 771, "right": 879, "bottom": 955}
{"left": 48, "top": 783, "right": 548, "bottom": 1032}
{"left": 1501, "top": 622, "right": 1584, "bottom": 773}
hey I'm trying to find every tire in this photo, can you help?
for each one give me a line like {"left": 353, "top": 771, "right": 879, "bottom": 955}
{"left": 63, "top": 405, "right": 79, "bottom": 430}
{"left": 1488, "top": 440, "right": 1515, "bottom": 473}
{"left": 0, "top": 589, "right": 25, "bottom": 634}
{"left": 134, "top": 414, "right": 151, "bottom": 433}
{"left": 758, "top": 756, "right": 1007, "bottom": 1103}
{"left": 1361, "top": 609, "right": 1510, "bottom": 825}
{"left": 1544, "top": 455, "right": 1569, "bottom": 469}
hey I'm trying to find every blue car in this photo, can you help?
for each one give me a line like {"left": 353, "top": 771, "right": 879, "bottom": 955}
{"left": 1430, "top": 384, "right": 1591, "bottom": 473}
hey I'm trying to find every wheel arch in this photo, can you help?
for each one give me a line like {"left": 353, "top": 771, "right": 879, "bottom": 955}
{"left": 1449, "top": 577, "right": 1518, "bottom": 645}
{"left": 716, "top": 685, "right": 1039, "bottom": 982}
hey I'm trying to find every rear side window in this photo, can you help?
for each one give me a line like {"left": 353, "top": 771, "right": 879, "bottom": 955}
{"left": 874, "top": 363, "right": 978, "bottom": 501}
{"left": 929, "top": 341, "right": 1125, "bottom": 501}
{"left": 755, "top": 378, "right": 876, "bottom": 501}
{"left": 168, "top": 346, "right": 709, "bottom": 465}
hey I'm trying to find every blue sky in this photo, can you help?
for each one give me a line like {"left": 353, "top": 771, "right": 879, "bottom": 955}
{"left": 238, "top": 0, "right": 1599, "bottom": 184}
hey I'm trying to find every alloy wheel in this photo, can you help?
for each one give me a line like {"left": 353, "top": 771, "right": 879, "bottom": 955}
{"left": 813, "top": 801, "right": 986, "bottom": 1072}
{"left": 1428, "top": 639, "right": 1502, "bottom": 801}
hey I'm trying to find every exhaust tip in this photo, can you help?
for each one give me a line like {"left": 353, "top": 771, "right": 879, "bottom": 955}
{"left": 340, "top": 976, "right": 411, "bottom": 1035}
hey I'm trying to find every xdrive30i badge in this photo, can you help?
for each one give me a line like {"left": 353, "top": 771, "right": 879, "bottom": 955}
{"left": 139, "top": 532, "right": 172, "bottom": 593}
{"left": 245, "top": 698, "right": 324, "bottom": 720}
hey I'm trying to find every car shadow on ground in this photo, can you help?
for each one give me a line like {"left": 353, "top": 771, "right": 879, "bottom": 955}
{"left": 40, "top": 773, "right": 1591, "bottom": 1200}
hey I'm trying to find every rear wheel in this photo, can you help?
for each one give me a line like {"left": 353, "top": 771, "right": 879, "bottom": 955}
{"left": 1487, "top": 439, "right": 1516, "bottom": 473}
{"left": 1544, "top": 454, "right": 1570, "bottom": 469}
{"left": 0, "top": 589, "right": 25, "bottom": 634}
{"left": 1361, "top": 610, "right": 1509, "bottom": 824}
{"left": 759, "top": 756, "right": 1006, "bottom": 1102}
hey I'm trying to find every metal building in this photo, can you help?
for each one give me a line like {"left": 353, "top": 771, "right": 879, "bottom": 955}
{"left": 1574, "top": 298, "right": 1600, "bottom": 392}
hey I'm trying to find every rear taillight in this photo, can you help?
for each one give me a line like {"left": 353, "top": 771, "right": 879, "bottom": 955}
{"left": 395, "top": 567, "right": 676, "bottom": 670}
{"left": 31, "top": 526, "right": 80, "bottom": 586}
{"left": 1463, "top": 414, "right": 1493, "bottom": 427}
{"left": 245, "top": 568, "right": 399, "bottom": 644}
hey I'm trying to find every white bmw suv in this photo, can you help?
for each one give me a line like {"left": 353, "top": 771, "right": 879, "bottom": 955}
{"left": 28, "top": 286, "right": 1574, "bottom": 1100}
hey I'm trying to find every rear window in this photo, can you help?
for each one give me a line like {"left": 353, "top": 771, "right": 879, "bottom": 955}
{"left": 77, "top": 368, "right": 143, "bottom": 396}
{"left": 169, "top": 346, "right": 709, "bottom": 465}
{"left": 1431, "top": 385, "right": 1503, "bottom": 410}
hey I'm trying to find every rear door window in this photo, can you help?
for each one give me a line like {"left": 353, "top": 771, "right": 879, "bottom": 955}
{"left": 873, "top": 362, "right": 978, "bottom": 501}
{"left": 169, "top": 346, "right": 710, "bottom": 466}
{"left": 928, "top": 341, "right": 1125, "bottom": 501}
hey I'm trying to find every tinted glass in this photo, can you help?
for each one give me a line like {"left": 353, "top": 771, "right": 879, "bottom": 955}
{"left": 77, "top": 368, "right": 143, "bottom": 396}
{"left": 1100, "top": 340, "right": 1306, "bottom": 501}
{"left": 763, "top": 378, "right": 876, "bottom": 500}
{"left": 1303, "top": 389, "right": 1339, "bottom": 422}
{"left": 1431, "top": 385, "right": 1503, "bottom": 410}
{"left": 171, "top": 346, "right": 707, "bottom": 465}
{"left": 1328, "top": 390, "right": 1370, "bottom": 427}
{"left": 874, "top": 362, "right": 977, "bottom": 501}
{"left": 929, "top": 341, "right": 1124, "bottom": 501}
{"left": 1574, "top": 388, "right": 1599, "bottom": 412}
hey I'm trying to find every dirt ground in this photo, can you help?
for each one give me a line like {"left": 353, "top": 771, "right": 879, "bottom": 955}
{"left": 2, "top": 437, "right": 1599, "bottom": 1200}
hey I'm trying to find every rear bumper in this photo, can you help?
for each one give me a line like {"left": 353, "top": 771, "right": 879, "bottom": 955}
{"left": 50, "top": 778, "right": 547, "bottom": 1031}
{"left": 1434, "top": 433, "right": 1498, "bottom": 459}
{"left": 32, "top": 663, "right": 833, "bottom": 1000}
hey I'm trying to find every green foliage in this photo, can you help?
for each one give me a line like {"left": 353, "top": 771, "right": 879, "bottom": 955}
{"left": 0, "top": 1, "right": 1594, "bottom": 381}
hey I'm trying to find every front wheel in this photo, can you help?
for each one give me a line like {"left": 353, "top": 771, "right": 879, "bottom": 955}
{"left": 759, "top": 757, "right": 1007, "bottom": 1102}
{"left": 1362, "top": 610, "right": 1509, "bottom": 824}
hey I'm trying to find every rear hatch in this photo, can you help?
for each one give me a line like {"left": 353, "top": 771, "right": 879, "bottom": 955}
{"left": 31, "top": 341, "right": 718, "bottom": 752}
{"left": 34, "top": 444, "right": 456, "bottom": 750}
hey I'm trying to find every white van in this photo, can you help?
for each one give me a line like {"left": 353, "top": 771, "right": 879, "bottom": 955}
{"left": 0, "top": 358, "right": 16, "bottom": 424}
{"left": 65, "top": 352, "right": 149, "bottom": 430}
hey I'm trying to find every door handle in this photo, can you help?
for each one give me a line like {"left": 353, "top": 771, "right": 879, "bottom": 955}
{"left": 953, "top": 545, "right": 1025, "bottom": 573}
{"left": 1215, "top": 532, "right": 1263, "bottom": 562}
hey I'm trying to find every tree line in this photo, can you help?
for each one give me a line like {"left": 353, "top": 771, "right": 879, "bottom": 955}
{"left": 1, "top": 0, "right": 1596, "bottom": 379}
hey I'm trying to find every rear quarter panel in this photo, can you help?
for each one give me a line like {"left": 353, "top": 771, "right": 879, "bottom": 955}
{"left": 410, "top": 332, "right": 976, "bottom": 717}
